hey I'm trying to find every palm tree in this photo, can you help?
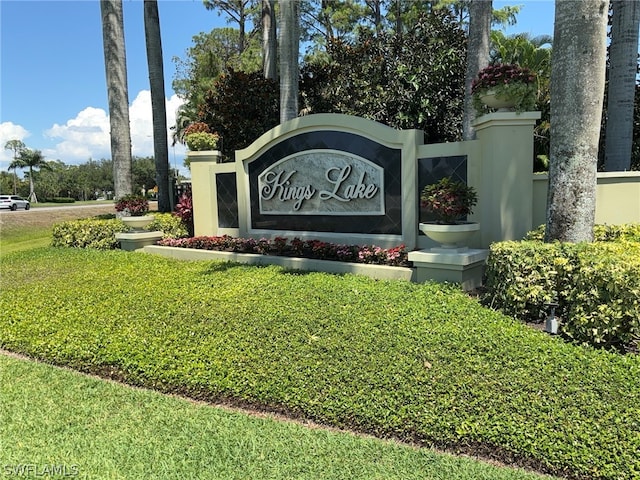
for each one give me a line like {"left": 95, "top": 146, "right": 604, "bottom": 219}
{"left": 171, "top": 104, "right": 198, "bottom": 147}
{"left": 19, "top": 149, "right": 49, "bottom": 203}
{"left": 144, "top": 0, "right": 171, "bottom": 212}
{"left": 462, "top": 0, "right": 492, "bottom": 141}
{"left": 279, "top": 0, "right": 300, "bottom": 123}
{"left": 4, "top": 139, "right": 25, "bottom": 195}
{"left": 545, "top": 0, "right": 609, "bottom": 243}
{"left": 604, "top": 0, "right": 640, "bottom": 171}
{"left": 100, "top": 0, "right": 133, "bottom": 200}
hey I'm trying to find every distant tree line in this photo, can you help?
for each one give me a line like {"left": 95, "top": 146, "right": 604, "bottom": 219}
{"left": 0, "top": 152, "right": 161, "bottom": 202}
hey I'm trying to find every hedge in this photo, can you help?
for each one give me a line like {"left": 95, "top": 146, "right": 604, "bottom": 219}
{"left": 51, "top": 213, "right": 187, "bottom": 249}
{"left": 484, "top": 240, "right": 640, "bottom": 352}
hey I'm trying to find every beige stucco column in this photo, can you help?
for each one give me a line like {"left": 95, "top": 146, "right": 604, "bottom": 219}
{"left": 472, "top": 111, "right": 541, "bottom": 247}
{"left": 188, "top": 150, "right": 222, "bottom": 236}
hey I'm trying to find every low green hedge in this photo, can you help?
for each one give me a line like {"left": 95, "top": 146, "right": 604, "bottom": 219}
{"left": 524, "top": 223, "right": 640, "bottom": 242}
{"left": 43, "top": 197, "right": 76, "bottom": 203}
{"left": 51, "top": 213, "right": 187, "bottom": 249}
{"left": 484, "top": 240, "right": 640, "bottom": 352}
{"left": 51, "top": 218, "right": 128, "bottom": 249}
{"left": 1, "top": 248, "right": 639, "bottom": 479}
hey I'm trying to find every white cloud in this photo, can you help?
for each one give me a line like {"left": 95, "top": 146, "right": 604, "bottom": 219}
{"left": 0, "top": 122, "right": 31, "bottom": 168}
{"left": 45, "top": 106, "right": 111, "bottom": 162}
{"left": 1, "top": 93, "right": 189, "bottom": 176}
{"left": 40, "top": 91, "right": 188, "bottom": 172}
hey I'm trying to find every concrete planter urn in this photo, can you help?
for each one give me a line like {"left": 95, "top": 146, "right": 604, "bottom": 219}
{"left": 419, "top": 222, "right": 480, "bottom": 250}
{"left": 121, "top": 215, "right": 155, "bottom": 232}
{"left": 478, "top": 90, "right": 518, "bottom": 111}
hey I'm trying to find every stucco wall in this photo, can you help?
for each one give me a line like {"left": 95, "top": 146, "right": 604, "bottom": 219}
{"left": 532, "top": 172, "right": 640, "bottom": 228}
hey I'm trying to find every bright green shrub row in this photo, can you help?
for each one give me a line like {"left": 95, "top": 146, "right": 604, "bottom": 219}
{"left": 147, "top": 213, "right": 188, "bottom": 239}
{"left": 43, "top": 197, "right": 76, "bottom": 203}
{"left": 484, "top": 240, "right": 640, "bottom": 352}
{"left": 51, "top": 218, "right": 128, "bottom": 249}
{"left": 51, "top": 213, "right": 187, "bottom": 250}
{"left": 525, "top": 223, "right": 640, "bottom": 242}
{"left": 1, "top": 248, "right": 639, "bottom": 479}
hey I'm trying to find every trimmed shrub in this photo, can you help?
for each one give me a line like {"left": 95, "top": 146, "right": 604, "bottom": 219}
{"left": 52, "top": 214, "right": 187, "bottom": 250}
{"left": 43, "top": 197, "right": 76, "bottom": 204}
{"left": 51, "top": 219, "right": 128, "bottom": 250}
{"left": 484, "top": 240, "right": 640, "bottom": 352}
{"left": 525, "top": 223, "right": 640, "bottom": 242}
{"left": 147, "top": 213, "right": 188, "bottom": 239}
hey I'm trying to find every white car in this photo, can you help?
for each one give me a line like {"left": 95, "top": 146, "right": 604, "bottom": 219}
{"left": 0, "top": 195, "right": 30, "bottom": 211}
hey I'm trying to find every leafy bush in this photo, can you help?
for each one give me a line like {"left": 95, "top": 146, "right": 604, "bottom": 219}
{"left": 198, "top": 69, "right": 279, "bottom": 160}
{"left": 484, "top": 240, "right": 640, "bottom": 352}
{"left": 51, "top": 219, "right": 128, "bottom": 250}
{"left": 43, "top": 197, "right": 76, "bottom": 204}
{"left": 525, "top": 223, "right": 640, "bottom": 242}
{"left": 158, "top": 235, "right": 409, "bottom": 267}
{"left": 114, "top": 194, "right": 149, "bottom": 216}
{"left": 174, "top": 189, "right": 194, "bottom": 237}
{"left": 1, "top": 248, "right": 639, "bottom": 479}
{"left": 52, "top": 214, "right": 187, "bottom": 249}
{"left": 185, "top": 131, "right": 220, "bottom": 151}
{"left": 147, "top": 213, "right": 188, "bottom": 239}
{"left": 420, "top": 177, "right": 478, "bottom": 224}
{"left": 183, "top": 121, "right": 211, "bottom": 136}
{"left": 300, "top": 11, "right": 466, "bottom": 143}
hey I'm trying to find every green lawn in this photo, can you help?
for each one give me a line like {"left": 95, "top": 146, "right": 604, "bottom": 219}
{"left": 2, "top": 217, "right": 639, "bottom": 479}
{"left": 0, "top": 353, "right": 552, "bottom": 480}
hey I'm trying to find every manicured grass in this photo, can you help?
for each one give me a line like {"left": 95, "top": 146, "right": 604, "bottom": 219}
{"left": 0, "top": 225, "right": 51, "bottom": 254}
{"left": 1, "top": 248, "right": 638, "bottom": 479}
{"left": 0, "top": 353, "right": 552, "bottom": 480}
{"left": 0, "top": 204, "right": 117, "bottom": 254}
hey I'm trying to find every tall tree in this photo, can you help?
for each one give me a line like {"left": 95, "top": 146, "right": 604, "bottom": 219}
{"left": 604, "top": 0, "right": 640, "bottom": 171}
{"left": 279, "top": 0, "right": 300, "bottom": 122}
{"left": 144, "top": 0, "right": 171, "bottom": 212}
{"left": 203, "top": 0, "right": 256, "bottom": 53}
{"left": 18, "top": 149, "right": 49, "bottom": 203}
{"left": 262, "top": 0, "right": 277, "bottom": 79}
{"left": 462, "top": 0, "right": 492, "bottom": 140}
{"left": 545, "top": 0, "right": 609, "bottom": 243}
{"left": 4, "top": 139, "right": 25, "bottom": 195}
{"left": 100, "top": 0, "right": 133, "bottom": 200}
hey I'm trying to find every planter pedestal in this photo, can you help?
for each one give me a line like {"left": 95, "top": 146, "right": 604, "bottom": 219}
{"left": 116, "top": 231, "right": 164, "bottom": 252}
{"left": 408, "top": 249, "right": 488, "bottom": 291}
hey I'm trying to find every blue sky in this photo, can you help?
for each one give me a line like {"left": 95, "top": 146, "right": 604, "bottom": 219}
{"left": 0, "top": 0, "right": 555, "bottom": 176}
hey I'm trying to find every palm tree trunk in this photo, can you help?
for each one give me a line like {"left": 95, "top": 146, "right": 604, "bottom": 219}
{"left": 279, "top": 0, "right": 299, "bottom": 123}
{"left": 545, "top": 0, "right": 609, "bottom": 242}
{"left": 604, "top": 0, "right": 640, "bottom": 171}
{"left": 100, "top": 0, "right": 133, "bottom": 200}
{"left": 462, "top": 0, "right": 492, "bottom": 141}
{"left": 262, "top": 0, "right": 277, "bottom": 80}
{"left": 144, "top": 0, "right": 171, "bottom": 212}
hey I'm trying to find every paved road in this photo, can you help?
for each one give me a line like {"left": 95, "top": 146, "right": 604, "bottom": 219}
{"left": 0, "top": 202, "right": 158, "bottom": 230}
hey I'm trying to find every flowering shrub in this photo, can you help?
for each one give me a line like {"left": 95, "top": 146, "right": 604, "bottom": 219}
{"left": 185, "top": 131, "right": 220, "bottom": 151}
{"left": 471, "top": 63, "right": 537, "bottom": 113}
{"left": 158, "top": 235, "right": 410, "bottom": 267}
{"left": 174, "top": 189, "right": 194, "bottom": 237}
{"left": 420, "top": 177, "right": 477, "bottom": 224}
{"left": 114, "top": 194, "right": 149, "bottom": 216}
{"left": 183, "top": 122, "right": 211, "bottom": 136}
